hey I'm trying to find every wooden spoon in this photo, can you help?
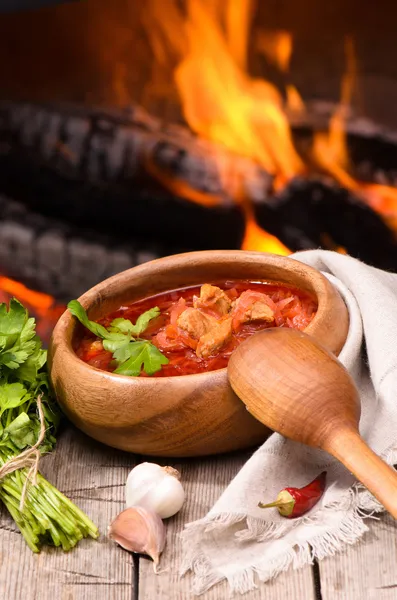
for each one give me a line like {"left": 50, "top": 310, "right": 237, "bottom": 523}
{"left": 228, "top": 327, "right": 397, "bottom": 519}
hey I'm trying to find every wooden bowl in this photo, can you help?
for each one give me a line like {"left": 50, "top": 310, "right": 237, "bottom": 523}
{"left": 48, "top": 250, "right": 349, "bottom": 457}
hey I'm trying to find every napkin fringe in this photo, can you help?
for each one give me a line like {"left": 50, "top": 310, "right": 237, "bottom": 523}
{"left": 235, "top": 516, "right": 289, "bottom": 542}
{"left": 180, "top": 550, "right": 225, "bottom": 595}
{"left": 180, "top": 484, "right": 382, "bottom": 596}
{"left": 307, "top": 505, "right": 369, "bottom": 561}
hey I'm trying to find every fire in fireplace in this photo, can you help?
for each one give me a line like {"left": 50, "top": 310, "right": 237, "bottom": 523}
{"left": 0, "top": 0, "right": 397, "bottom": 313}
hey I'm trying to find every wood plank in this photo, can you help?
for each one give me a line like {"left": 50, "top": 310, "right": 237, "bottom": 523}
{"left": 319, "top": 511, "right": 397, "bottom": 600}
{"left": 0, "top": 423, "right": 136, "bottom": 600}
{"left": 139, "top": 452, "right": 316, "bottom": 599}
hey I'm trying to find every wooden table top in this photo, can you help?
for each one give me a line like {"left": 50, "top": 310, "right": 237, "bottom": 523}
{"left": 1, "top": 424, "right": 395, "bottom": 600}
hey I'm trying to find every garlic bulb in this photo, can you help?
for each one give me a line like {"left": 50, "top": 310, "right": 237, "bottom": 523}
{"left": 108, "top": 506, "right": 166, "bottom": 572}
{"left": 126, "top": 462, "right": 185, "bottom": 519}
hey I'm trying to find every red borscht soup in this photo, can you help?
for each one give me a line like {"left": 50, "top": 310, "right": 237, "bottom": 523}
{"left": 74, "top": 280, "right": 317, "bottom": 377}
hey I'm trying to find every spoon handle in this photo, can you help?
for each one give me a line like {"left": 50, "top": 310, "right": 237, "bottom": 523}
{"left": 326, "top": 428, "right": 397, "bottom": 518}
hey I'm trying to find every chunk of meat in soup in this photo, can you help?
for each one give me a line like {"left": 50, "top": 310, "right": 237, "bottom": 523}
{"left": 232, "top": 290, "right": 275, "bottom": 330}
{"left": 197, "top": 318, "right": 233, "bottom": 358}
{"left": 193, "top": 284, "right": 232, "bottom": 317}
{"left": 177, "top": 308, "right": 217, "bottom": 339}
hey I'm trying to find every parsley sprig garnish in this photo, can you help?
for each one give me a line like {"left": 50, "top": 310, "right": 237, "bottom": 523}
{"left": 68, "top": 300, "right": 169, "bottom": 376}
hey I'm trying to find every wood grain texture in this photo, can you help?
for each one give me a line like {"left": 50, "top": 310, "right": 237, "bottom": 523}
{"left": 319, "top": 512, "right": 397, "bottom": 600}
{"left": 0, "top": 424, "right": 136, "bottom": 600}
{"left": 138, "top": 452, "right": 316, "bottom": 599}
{"left": 2, "top": 423, "right": 397, "bottom": 599}
{"left": 48, "top": 250, "right": 348, "bottom": 457}
{"left": 229, "top": 328, "right": 397, "bottom": 520}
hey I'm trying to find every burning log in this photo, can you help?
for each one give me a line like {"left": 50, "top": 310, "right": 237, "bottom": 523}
{"left": 255, "top": 178, "right": 397, "bottom": 270}
{"left": 1, "top": 101, "right": 397, "bottom": 279}
{"left": 0, "top": 101, "right": 267, "bottom": 250}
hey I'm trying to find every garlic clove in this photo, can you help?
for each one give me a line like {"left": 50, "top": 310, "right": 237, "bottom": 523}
{"left": 125, "top": 462, "right": 185, "bottom": 519}
{"left": 108, "top": 506, "right": 166, "bottom": 571}
{"left": 140, "top": 474, "right": 185, "bottom": 519}
{"left": 125, "top": 462, "right": 164, "bottom": 508}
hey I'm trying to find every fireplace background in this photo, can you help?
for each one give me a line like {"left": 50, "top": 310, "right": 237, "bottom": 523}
{"left": 1, "top": 0, "right": 397, "bottom": 128}
{"left": 0, "top": 0, "right": 397, "bottom": 305}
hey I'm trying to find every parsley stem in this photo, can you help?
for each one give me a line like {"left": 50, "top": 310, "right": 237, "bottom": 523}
{"left": 2, "top": 496, "right": 40, "bottom": 552}
{"left": 42, "top": 479, "right": 99, "bottom": 536}
{"left": 0, "top": 453, "right": 99, "bottom": 550}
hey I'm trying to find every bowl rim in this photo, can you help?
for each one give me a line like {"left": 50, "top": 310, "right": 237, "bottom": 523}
{"left": 50, "top": 249, "right": 344, "bottom": 383}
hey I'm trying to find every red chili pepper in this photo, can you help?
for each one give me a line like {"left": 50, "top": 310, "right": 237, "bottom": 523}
{"left": 258, "top": 471, "right": 327, "bottom": 518}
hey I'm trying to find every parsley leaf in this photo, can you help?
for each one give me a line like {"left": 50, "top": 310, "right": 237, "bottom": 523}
{"left": 67, "top": 300, "right": 126, "bottom": 343}
{"left": 0, "top": 298, "right": 59, "bottom": 452}
{"left": 108, "top": 337, "right": 134, "bottom": 363}
{"left": 15, "top": 340, "right": 47, "bottom": 383}
{"left": 0, "top": 299, "right": 27, "bottom": 336}
{"left": 0, "top": 304, "right": 44, "bottom": 372}
{"left": 110, "top": 307, "right": 160, "bottom": 337}
{"left": 4, "top": 411, "right": 40, "bottom": 450}
{"left": 114, "top": 341, "right": 169, "bottom": 376}
{"left": 102, "top": 337, "right": 131, "bottom": 354}
{"left": 68, "top": 301, "right": 168, "bottom": 376}
{"left": 0, "top": 382, "right": 27, "bottom": 416}
{"left": 0, "top": 347, "right": 33, "bottom": 369}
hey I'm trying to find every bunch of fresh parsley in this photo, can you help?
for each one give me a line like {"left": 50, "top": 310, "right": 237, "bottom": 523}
{"left": 0, "top": 299, "right": 98, "bottom": 552}
{"left": 68, "top": 300, "right": 169, "bottom": 376}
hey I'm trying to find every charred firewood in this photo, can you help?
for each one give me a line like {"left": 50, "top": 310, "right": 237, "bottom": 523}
{"left": 0, "top": 193, "right": 186, "bottom": 301}
{"left": 1, "top": 101, "right": 397, "bottom": 273}
{"left": 0, "top": 101, "right": 276, "bottom": 250}
{"left": 254, "top": 177, "right": 397, "bottom": 270}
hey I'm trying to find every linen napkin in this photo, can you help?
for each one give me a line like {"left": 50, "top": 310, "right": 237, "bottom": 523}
{"left": 180, "top": 249, "right": 397, "bottom": 595}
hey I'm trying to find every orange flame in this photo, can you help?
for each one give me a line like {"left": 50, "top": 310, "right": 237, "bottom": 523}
{"left": 312, "top": 38, "right": 355, "bottom": 176}
{"left": 255, "top": 29, "right": 304, "bottom": 113}
{"left": 312, "top": 37, "right": 397, "bottom": 224}
{"left": 144, "top": 0, "right": 309, "bottom": 254}
{"left": 242, "top": 208, "right": 290, "bottom": 254}
{"left": 256, "top": 30, "right": 292, "bottom": 72}
{"left": 225, "top": 0, "right": 254, "bottom": 71}
{"left": 174, "top": 0, "right": 303, "bottom": 182}
{"left": 144, "top": 3, "right": 397, "bottom": 256}
{"left": 0, "top": 276, "right": 55, "bottom": 315}
{"left": 286, "top": 84, "right": 305, "bottom": 112}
